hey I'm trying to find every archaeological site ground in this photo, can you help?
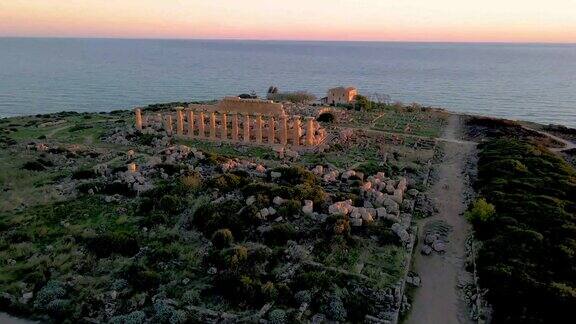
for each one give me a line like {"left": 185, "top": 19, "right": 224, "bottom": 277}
{"left": 0, "top": 96, "right": 575, "bottom": 324}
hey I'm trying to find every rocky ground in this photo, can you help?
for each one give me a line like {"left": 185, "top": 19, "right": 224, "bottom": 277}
{"left": 4, "top": 104, "right": 570, "bottom": 323}
{"left": 0, "top": 105, "right": 445, "bottom": 323}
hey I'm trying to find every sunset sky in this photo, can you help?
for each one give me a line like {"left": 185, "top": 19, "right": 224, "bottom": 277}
{"left": 1, "top": 0, "right": 575, "bottom": 43}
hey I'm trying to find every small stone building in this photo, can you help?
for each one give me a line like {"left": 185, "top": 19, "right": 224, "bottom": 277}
{"left": 326, "top": 87, "right": 358, "bottom": 105}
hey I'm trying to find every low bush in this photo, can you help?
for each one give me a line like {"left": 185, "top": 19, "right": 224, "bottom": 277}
{"left": 209, "top": 173, "right": 247, "bottom": 192}
{"left": 268, "top": 309, "right": 287, "bottom": 324}
{"left": 72, "top": 168, "right": 97, "bottom": 180}
{"left": 274, "top": 166, "right": 317, "bottom": 186}
{"left": 191, "top": 200, "right": 247, "bottom": 237}
{"left": 123, "top": 263, "right": 161, "bottom": 291}
{"left": 212, "top": 229, "right": 234, "bottom": 249}
{"left": 85, "top": 231, "right": 140, "bottom": 258}
{"left": 180, "top": 172, "right": 202, "bottom": 191}
{"left": 158, "top": 195, "right": 182, "bottom": 214}
{"left": 136, "top": 133, "right": 161, "bottom": 146}
{"left": 277, "top": 200, "right": 301, "bottom": 218}
{"left": 156, "top": 163, "right": 186, "bottom": 176}
{"left": 22, "top": 160, "right": 46, "bottom": 171}
{"left": 465, "top": 198, "right": 495, "bottom": 225}
{"left": 264, "top": 223, "right": 296, "bottom": 246}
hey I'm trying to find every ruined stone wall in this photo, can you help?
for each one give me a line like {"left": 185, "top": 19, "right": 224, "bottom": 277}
{"left": 189, "top": 97, "right": 285, "bottom": 116}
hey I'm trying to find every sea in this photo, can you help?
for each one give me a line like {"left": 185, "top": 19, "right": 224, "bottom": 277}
{"left": 0, "top": 38, "right": 575, "bottom": 127}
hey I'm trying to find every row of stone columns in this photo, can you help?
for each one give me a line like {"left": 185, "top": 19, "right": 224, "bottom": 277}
{"left": 136, "top": 108, "right": 319, "bottom": 146}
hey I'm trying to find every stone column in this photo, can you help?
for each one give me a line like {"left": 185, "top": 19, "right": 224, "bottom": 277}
{"left": 256, "top": 114, "right": 263, "bottom": 144}
{"left": 210, "top": 112, "right": 216, "bottom": 139}
{"left": 221, "top": 113, "right": 228, "bottom": 140}
{"left": 280, "top": 114, "right": 288, "bottom": 145}
{"left": 231, "top": 113, "right": 239, "bottom": 141}
{"left": 198, "top": 112, "right": 206, "bottom": 138}
{"left": 134, "top": 108, "right": 143, "bottom": 130}
{"left": 165, "top": 114, "right": 173, "bottom": 135}
{"left": 187, "top": 109, "right": 195, "bottom": 138}
{"left": 128, "top": 162, "right": 137, "bottom": 173}
{"left": 305, "top": 117, "right": 315, "bottom": 146}
{"left": 176, "top": 108, "right": 184, "bottom": 136}
{"left": 292, "top": 115, "right": 302, "bottom": 146}
{"left": 268, "top": 116, "right": 275, "bottom": 144}
{"left": 243, "top": 114, "right": 251, "bottom": 143}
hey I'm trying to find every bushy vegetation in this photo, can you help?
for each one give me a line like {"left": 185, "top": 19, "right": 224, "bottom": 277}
{"left": 472, "top": 138, "right": 576, "bottom": 323}
{"left": 464, "top": 198, "right": 495, "bottom": 226}
{"left": 266, "top": 88, "right": 316, "bottom": 104}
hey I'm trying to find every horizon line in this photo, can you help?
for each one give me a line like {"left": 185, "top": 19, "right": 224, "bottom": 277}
{"left": 1, "top": 35, "right": 575, "bottom": 46}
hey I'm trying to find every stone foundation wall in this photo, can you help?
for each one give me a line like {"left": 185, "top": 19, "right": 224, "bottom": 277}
{"left": 215, "top": 97, "right": 286, "bottom": 116}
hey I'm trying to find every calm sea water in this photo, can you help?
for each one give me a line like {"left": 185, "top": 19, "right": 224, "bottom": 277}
{"left": 1, "top": 38, "right": 575, "bottom": 127}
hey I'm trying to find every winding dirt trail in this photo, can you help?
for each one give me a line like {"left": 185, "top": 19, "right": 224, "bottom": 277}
{"left": 523, "top": 126, "right": 576, "bottom": 152}
{"left": 406, "top": 115, "right": 475, "bottom": 324}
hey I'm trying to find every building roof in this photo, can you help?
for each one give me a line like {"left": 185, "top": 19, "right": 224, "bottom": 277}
{"left": 328, "top": 86, "right": 357, "bottom": 93}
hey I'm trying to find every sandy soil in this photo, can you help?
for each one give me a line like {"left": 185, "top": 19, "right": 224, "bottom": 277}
{"left": 406, "top": 114, "right": 475, "bottom": 324}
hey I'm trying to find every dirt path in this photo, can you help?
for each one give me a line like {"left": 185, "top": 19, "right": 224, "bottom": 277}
{"left": 523, "top": 126, "right": 576, "bottom": 152}
{"left": 406, "top": 115, "right": 475, "bottom": 324}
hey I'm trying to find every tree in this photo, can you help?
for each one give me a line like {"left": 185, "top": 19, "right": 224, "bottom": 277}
{"left": 354, "top": 95, "right": 372, "bottom": 111}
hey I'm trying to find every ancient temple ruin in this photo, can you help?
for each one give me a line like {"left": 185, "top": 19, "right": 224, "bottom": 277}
{"left": 134, "top": 97, "right": 327, "bottom": 148}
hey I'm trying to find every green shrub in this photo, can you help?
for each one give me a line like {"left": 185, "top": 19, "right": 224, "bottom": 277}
{"left": 325, "top": 215, "right": 351, "bottom": 236}
{"left": 153, "top": 299, "right": 185, "bottom": 324}
{"left": 203, "top": 152, "right": 229, "bottom": 166}
{"left": 268, "top": 309, "right": 287, "bottom": 324}
{"left": 124, "top": 263, "right": 161, "bottom": 291}
{"left": 212, "top": 229, "right": 234, "bottom": 249}
{"left": 137, "top": 197, "right": 154, "bottom": 214}
{"left": 274, "top": 166, "right": 317, "bottom": 185}
{"left": 85, "top": 231, "right": 140, "bottom": 258}
{"left": 191, "top": 199, "right": 249, "bottom": 237}
{"left": 110, "top": 310, "right": 146, "bottom": 324}
{"left": 102, "top": 182, "right": 135, "bottom": 197}
{"left": 261, "top": 281, "right": 279, "bottom": 301}
{"left": 264, "top": 223, "right": 296, "bottom": 246}
{"left": 277, "top": 200, "right": 301, "bottom": 218}
{"left": 295, "top": 270, "right": 333, "bottom": 290}
{"left": 209, "top": 173, "right": 245, "bottom": 192}
{"left": 34, "top": 280, "right": 66, "bottom": 310}
{"left": 180, "top": 172, "right": 202, "bottom": 191}
{"left": 72, "top": 168, "right": 96, "bottom": 180}
{"left": 156, "top": 163, "right": 186, "bottom": 176}
{"left": 321, "top": 295, "right": 347, "bottom": 321}
{"left": 294, "top": 184, "right": 326, "bottom": 207}
{"left": 158, "top": 195, "right": 182, "bottom": 214}
{"left": 136, "top": 133, "right": 161, "bottom": 146}
{"left": 143, "top": 211, "right": 170, "bottom": 227}
{"left": 22, "top": 160, "right": 46, "bottom": 171}
{"left": 465, "top": 198, "right": 496, "bottom": 224}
